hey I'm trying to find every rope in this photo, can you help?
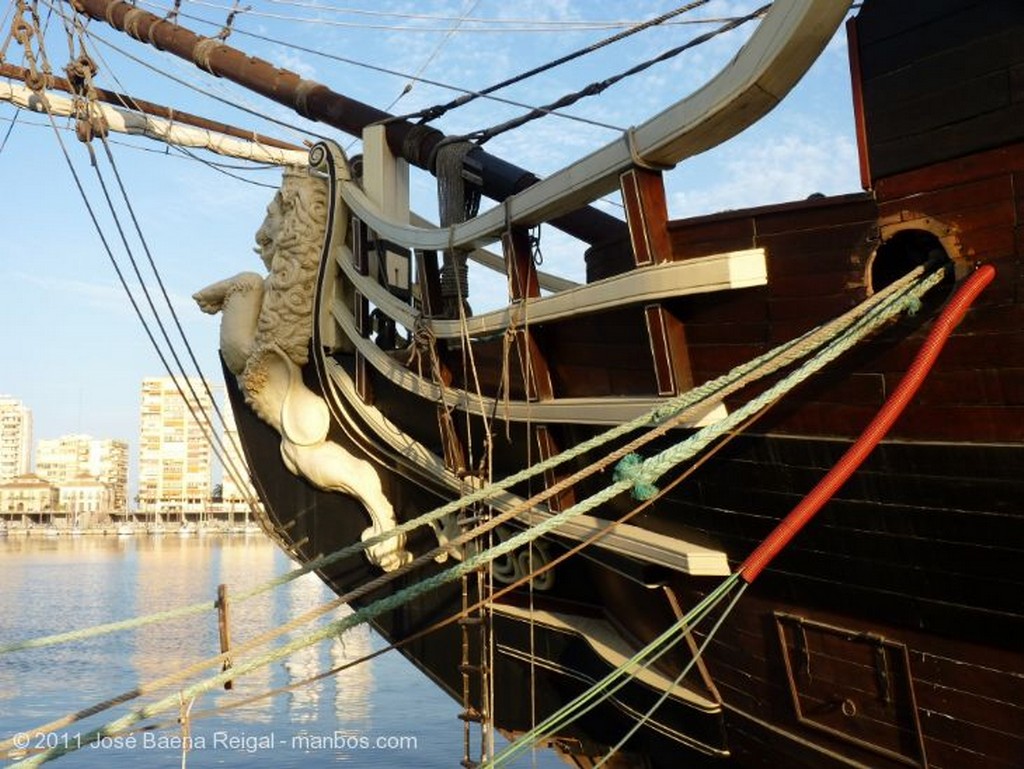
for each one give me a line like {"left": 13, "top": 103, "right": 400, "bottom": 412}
{"left": 0, "top": 262, "right": 939, "bottom": 658}
{"left": 509, "top": 265, "right": 992, "bottom": 767}
{"left": 394, "top": 0, "right": 710, "bottom": 126}
{"left": 487, "top": 578, "right": 745, "bottom": 768}
{"left": 10, "top": 263, "right": 943, "bottom": 768}
{"left": 73, "top": 395, "right": 771, "bottom": 753}
{"left": 455, "top": 5, "right": 769, "bottom": 147}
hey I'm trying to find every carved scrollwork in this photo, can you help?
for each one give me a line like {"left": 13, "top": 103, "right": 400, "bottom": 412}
{"left": 429, "top": 517, "right": 554, "bottom": 591}
{"left": 194, "top": 164, "right": 411, "bottom": 572}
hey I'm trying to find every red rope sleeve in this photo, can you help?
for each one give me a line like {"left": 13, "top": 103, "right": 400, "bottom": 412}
{"left": 739, "top": 265, "right": 996, "bottom": 583}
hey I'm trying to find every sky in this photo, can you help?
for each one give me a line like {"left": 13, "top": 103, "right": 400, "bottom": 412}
{"left": 0, "top": 0, "right": 861, "bottom": 474}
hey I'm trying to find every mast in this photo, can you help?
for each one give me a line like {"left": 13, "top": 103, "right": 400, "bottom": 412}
{"left": 69, "top": 0, "right": 625, "bottom": 245}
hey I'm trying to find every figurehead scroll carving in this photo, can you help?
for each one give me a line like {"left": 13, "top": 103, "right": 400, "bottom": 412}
{"left": 194, "top": 161, "right": 411, "bottom": 572}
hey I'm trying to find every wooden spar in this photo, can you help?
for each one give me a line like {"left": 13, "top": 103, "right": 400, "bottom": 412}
{"left": 68, "top": 0, "right": 625, "bottom": 245}
{"left": 0, "top": 62, "right": 305, "bottom": 152}
{"left": 0, "top": 80, "right": 310, "bottom": 165}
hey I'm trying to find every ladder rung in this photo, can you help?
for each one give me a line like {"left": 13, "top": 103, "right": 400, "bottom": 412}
{"left": 458, "top": 615, "right": 485, "bottom": 626}
{"left": 458, "top": 707, "right": 484, "bottom": 723}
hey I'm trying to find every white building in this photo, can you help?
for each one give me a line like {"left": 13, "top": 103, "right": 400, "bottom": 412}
{"left": 57, "top": 475, "right": 114, "bottom": 527}
{"left": 0, "top": 396, "right": 32, "bottom": 483}
{"left": 138, "top": 377, "right": 214, "bottom": 515}
{"left": 0, "top": 473, "right": 57, "bottom": 515}
{"left": 36, "top": 434, "right": 129, "bottom": 513}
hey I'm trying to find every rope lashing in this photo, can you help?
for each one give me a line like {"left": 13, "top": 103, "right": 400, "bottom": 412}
{"left": 613, "top": 452, "right": 659, "bottom": 500}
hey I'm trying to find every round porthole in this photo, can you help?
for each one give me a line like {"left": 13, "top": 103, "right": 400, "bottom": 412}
{"left": 868, "top": 229, "right": 952, "bottom": 294}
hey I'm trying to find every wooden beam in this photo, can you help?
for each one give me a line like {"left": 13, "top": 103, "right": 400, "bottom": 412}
{"left": 621, "top": 168, "right": 671, "bottom": 266}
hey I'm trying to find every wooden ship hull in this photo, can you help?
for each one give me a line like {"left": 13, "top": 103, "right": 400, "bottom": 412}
{"left": 205, "top": 2, "right": 1023, "bottom": 767}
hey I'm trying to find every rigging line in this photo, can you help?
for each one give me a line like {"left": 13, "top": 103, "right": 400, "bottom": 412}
{"left": 8, "top": 389, "right": 748, "bottom": 760}
{"left": 382, "top": 0, "right": 479, "bottom": 114}
{"left": 26, "top": 0, "right": 54, "bottom": 75}
{"left": 593, "top": 584, "right": 749, "bottom": 768}
{"left": 6, "top": 257, "right": 931, "bottom": 659}
{"left": 396, "top": 0, "right": 710, "bottom": 126}
{"left": 88, "top": 138, "right": 261, "bottom": 507}
{"left": 166, "top": 140, "right": 279, "bottom": 185}
{"left": 39, "top": 0, "right": 330, "bottom": 140}
{"left": 457, "top": 4, "right": 770, "bottom": 147}
{"left": 58, "top": 2, "right": 264, "bottom": 503}
{"left": 0, "top": 101, "right": 20, "bottom": 152}
{"left": 4, "top": 268, "right": 942, "bottom": 757}
{"left": 60, "top": 399, "right": 763, "bottom": 758}
{"left": 135, "top": 1, "right": 625, "bottom": 133}
{"left": 1, "top": 262, "right": 936, "bottom": 661}
{"left": 95, "top": 135, "right": 270, "bottom": 509}
{"left": 184, "top": 0, "right": 744, "bottom": 33}
{"left": 261, "top": 0, "right": 745, "bottom": 28}
{"left": 10, "top": 302, "right": 814, "bottom": 755}
{"left": 33, "top": 113, "right": 222, "bottom": 511}
{"left": 5, "top": 18, "right": 215, "bottom": 473}
{"left": 6, "top": 264, "right": 941, "bottom": 752}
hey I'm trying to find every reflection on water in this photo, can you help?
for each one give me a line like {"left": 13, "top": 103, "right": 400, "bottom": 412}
{"left": 0, "top": 534, "right": 557, "bottom": 767}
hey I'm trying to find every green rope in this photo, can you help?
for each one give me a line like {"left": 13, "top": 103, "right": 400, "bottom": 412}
{"left": 1, "top": 265, "right": 912, "bottom": 657}
{"left": 612, "top": 452, "right": 659, "bottom": 500}
{"left": 488, "top": 580, "right": 747, "bottom": 769}
{"left": 9, "top": 266, "right": 941, "bottom": 768}
{"left": 487, "top": 270, "right": 947, "bottom": 764}
{"left": 592, "top": 584, "right": 748, "bottom": 767}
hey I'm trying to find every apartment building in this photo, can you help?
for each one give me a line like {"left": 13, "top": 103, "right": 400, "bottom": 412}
{"left": 137, "top": 377, "right": 213, "bottom": 514}
{"left": 36, "top": 434, "right": 130, "bottom": 513}
{"left": 0, "top": 395, "right": 32, "bottom": 483}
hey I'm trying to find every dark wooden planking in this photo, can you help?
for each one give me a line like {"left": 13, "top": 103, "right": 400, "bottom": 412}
{"left": 856, "top": 0, "right": 1024, "bottom": 178}
{"left": 856, "top": 1, "right": 1022, "bottom": 81}
{"left": 864, "top": 25, "right": 1024, "bottom": 110}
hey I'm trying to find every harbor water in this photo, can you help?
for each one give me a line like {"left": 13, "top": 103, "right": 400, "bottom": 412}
{"left": 0, "top": 533, "right": 562, "bottom": 768}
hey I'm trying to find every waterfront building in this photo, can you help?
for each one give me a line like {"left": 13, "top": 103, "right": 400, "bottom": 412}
{"left": 137, "top": 377, "right": 214, "bottom": 515}
{"left": 0, "top": 473, "right": 58, "bottom": 518}
{"left": 36, "top": 434, "right": 130, "bottom": 512}
{"left": 0, "top": 396, "right": 32, "bottom": 483}
{"left": 57, "top": 475, "right": 114, "bottom": 527}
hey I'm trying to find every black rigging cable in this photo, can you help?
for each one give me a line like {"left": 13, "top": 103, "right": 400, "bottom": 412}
{"left": 17, "top": 0, "right": 269, "bottom": 513}
{"left": 381, "top": 0, "right": 480, "bottom": 114}
{"left": 394, "top": 0, "right": 711, "bottom": 126}
{"left": 451, "top": 4, "right": 771, "bottom": 147}
{"left": 92, "top": 134, "right": 266, "bottom": 511}
{"left": 58, "top": 2, "right": 277, "bottom": 509}
{"left": 134, "top": 1, "right": 624, "bottom": 133}
{"left": 38, "top": 0, "right": 332, "bottom": 142}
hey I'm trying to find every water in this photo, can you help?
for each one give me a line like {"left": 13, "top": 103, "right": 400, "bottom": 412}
{"left": 0, "top": 534, "right": 562, "bottom": 768}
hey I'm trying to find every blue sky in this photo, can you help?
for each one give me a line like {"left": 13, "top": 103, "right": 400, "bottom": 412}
{"left": 0, "top": 1, "right": 859, "bottom": 460}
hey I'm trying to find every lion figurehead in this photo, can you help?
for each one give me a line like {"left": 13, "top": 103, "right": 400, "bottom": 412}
{"left": 242, "top": 168, "right": 329, "bottom": 395}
